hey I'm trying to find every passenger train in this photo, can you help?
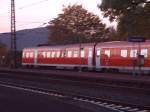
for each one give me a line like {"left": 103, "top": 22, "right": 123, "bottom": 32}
{"left": 22, "top": 41, "right": 150, "bottom": 74}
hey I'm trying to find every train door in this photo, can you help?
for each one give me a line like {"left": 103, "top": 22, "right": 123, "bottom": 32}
{"left": 96, "top": 48, "right": 101, "bottom": 69}
{"left": 88, "top": 48, "right": 93, "bottom": 67}
{"left": 34, "top": 49, "right": 38, "bottom": 65}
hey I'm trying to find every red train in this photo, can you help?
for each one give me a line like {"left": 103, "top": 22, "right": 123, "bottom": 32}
{"left": 22, "top": 41, "right": 150, "bottom": 74}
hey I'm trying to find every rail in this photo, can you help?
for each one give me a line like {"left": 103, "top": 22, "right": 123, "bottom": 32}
{"left": 0, "top": 80, "right": 149, "bottom": 112}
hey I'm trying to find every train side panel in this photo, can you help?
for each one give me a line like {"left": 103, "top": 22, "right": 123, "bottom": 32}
{"left": 96, "top": 41, "right": 150, "bottom": 72}
{"left": 22, "top": 48, "right": 35, "bottom": 65}
{"left": 35, "top": 43, "right": 95, "bottom": 69}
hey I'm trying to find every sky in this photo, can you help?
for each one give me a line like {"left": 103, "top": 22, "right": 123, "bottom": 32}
{"left": 0, "top": 0, "right": 116, "bottom": 33}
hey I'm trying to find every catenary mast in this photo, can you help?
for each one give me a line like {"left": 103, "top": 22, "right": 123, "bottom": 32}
{"left": 11, "top": 0, "right": 17, "bottom": 67}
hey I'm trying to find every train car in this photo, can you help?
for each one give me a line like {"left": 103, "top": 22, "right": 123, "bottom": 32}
{"left": 95, "top": 41, "right": 150, "bottom": 73}
{"left": 22, "top": 43, "right": 96, "bottom": 70}
{"left": 22, "top": 40, "right": 150, "bottom": 74}
{"left": 22, "top": 48, "right": 36, "bottom": 66}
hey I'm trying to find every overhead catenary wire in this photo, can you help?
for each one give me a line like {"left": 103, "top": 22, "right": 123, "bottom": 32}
{"left": 13, "top": 18, "right": 49, "bottom": 30}
{"left": 18, "top": 0, "right": 49, "bottom": 9}
{"left": 0, "top": 0, "right": 50, "bottom": 33}
{"left": 0, "top": 22, "right": 48, "bottom": 36}
{"left": 15, "top": 22, "right": 49, "bottom": 35}
{"left": 17, "top": 23, "right": 47, "bottom": 29}
{"left": 0, "top": 0, "right": 49, "bottom": 16}
{"left": 16, "top": 19, "right": 50, "bottom": 24}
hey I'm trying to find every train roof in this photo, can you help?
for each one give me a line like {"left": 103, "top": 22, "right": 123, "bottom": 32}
{"left": 96, "top": 40, "right": 150, "bottom": 48}
{"left": 23, "top": 40, "right": 150, "bottom": 51}
{"left": 23, "top": 43, "right": 95, "bottom": 51}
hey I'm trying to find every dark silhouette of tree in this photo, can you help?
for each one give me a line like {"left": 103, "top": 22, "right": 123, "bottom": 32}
{"left": 48, "top": 4, "right": 107, "bottom": 44}
{"left": 0, "top": 42, "right": 8, "bottom": 66}
{"left": 0, "top": 43, "right": 7, "bottom": 55}
{"left": 98, "top": 0, "right": 150, "bottom": 40}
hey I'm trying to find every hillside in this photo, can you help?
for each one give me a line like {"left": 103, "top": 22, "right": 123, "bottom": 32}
{"left": 0, "top": 27, "right": 49, "bottom": 51}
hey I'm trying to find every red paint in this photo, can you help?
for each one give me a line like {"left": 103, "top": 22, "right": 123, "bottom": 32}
{"left": 22, "top": 41, "right": 150, "bottom": 70}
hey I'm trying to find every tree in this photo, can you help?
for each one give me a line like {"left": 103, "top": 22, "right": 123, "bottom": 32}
{"left": 0, "top": 43, "right": 7, "bottom": 55}
{"left": 0, "top": 42, "right": 8, "bottom": 66}
{"left": 104, "top": 27, "right": 119, "bottom": 41}
{"left": 48, "top": 4, "right": 107, "bottom": 44}
{"left": 98, "top": 0, "right": 150, "bottom": 40}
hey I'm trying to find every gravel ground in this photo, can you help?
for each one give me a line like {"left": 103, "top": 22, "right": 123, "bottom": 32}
{"left": 0, "top": 76, "right": 149, "bottom": 107}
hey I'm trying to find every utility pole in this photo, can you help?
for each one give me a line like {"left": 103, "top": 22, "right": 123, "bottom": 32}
{"left": 11, "top": 0, "right": 17, "bottom": 68}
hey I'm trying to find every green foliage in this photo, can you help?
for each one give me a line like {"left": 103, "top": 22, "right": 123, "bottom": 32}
{"left": 48, "top": 4, "right": 107, "bottom": 44}
{"left": 98, "top": 0, "right": 150, "bottom": 40}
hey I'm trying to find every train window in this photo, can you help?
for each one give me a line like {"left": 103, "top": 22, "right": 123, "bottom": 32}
{"left": 104, "top": 50, "right": 110, "bottom": 57}
{"left": 51, "top": 51, "right": 55, "bottom": 58}
{"left": 42, "top": 52, "right": 46, "bottom": 58}
{"left": 67, "top": 51, "right": 72, "bottom": 58}
{"left": 141, "top": 49, "right": 147, "bottom": 58}
{"left": 47, "top": 52, "right": 51, "bottom": 58}
{"left": 130, "top": 49, "right": 137, "bottom": 57}
{"left": 80, "top": 49, "right": 84, "bottom": 58}
{"left": 61, "top": 51, "right": 65, "bottom": 57}
{"left": 30, "top": 52, "right": 33, "bottom": 58}
{"left": 56, "top": 51, "right": 60, "bottom": 58}
{"left": 97, "top": 49, "right": 100, "bottom": 56}
{"left": 26, "top": 52, "right": 29, "bottom": 58}
{"left": 88, "top": 49, "right": 92, "bottom": 57}
{"left": 22, "top": 52, "right": 25, "bottom": 58}
{"left": 121, "top": 50, "right": 127, "bottom": 58}
{"left": 73, "top": 51, "right": 78, "bottom": 57}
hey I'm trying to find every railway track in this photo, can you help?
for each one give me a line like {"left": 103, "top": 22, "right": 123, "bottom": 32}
{"left": 0, "top": 79, "right": 149, "bottom": 112}
{"left": 0, "top": 72, "right": 150, "bottom": 95}
{"left": 0, "top": 68, "right": 150, "bottom": 89}
{"left": 0, "top": 71, "right": 149, "bottom": 112}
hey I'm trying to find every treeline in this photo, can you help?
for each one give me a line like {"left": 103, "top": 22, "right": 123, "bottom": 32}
{"left": 98, "top": 0, "right": 150, "bottom": 40}
{"left": 0, "top": 42, "right": 9, "bottom": 66}
{"left": 47, "top": 0, "right": 150, "bottom": 44}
